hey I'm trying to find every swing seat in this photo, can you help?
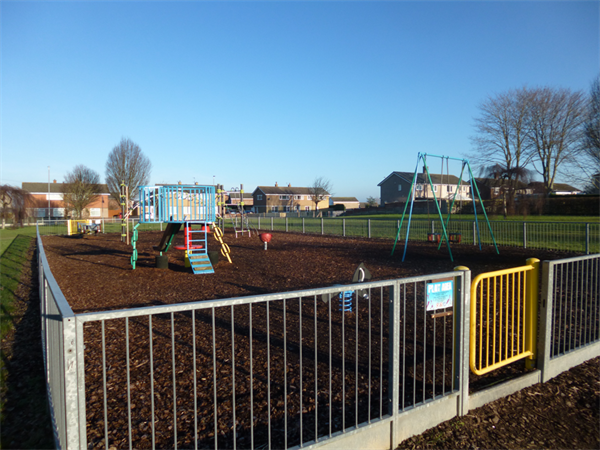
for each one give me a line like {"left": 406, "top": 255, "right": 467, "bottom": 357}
{"left": 427, "top": 233, "right": 441, "bottom": 243}
{"left": 449, "top": 233, "right": 462, "bottom": 243}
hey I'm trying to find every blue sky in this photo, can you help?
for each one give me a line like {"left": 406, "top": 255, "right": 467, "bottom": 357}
{"left": 1, "top": 0, "right": 598, "bottom": 201}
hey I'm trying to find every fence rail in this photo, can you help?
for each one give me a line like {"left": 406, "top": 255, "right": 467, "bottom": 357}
{"left": 242, "top": 217, "right": 599, "bottom": 254}
{"left": 469, "top": 260, "right": 539, "bottom": 375}
{"left": 36, "top": 227, "right": 600, "bottom": 450}
{"left": 17, "top": 217, "right": 600, "bottom": 254}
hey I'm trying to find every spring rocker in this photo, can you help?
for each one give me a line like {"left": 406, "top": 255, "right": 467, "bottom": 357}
{"left": 137, "top": 184, "right": 230, "bottom": 274}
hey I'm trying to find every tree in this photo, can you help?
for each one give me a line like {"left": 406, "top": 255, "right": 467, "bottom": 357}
{"left": 105, "top": 137, "right": 152, "bottom": 203}
{"left": 62, "top": 165, "right": 101, "bottom": 219}
{"left": 583, "top": 75, "right": 600, "bottom": 191}
{"left": 478, "top": 163, "right": 533, "bottom": 218}
{"left": 307, "top": 177, "right": 332, "bottom": 215}
{"left": 526, "top": 87, "right": 587, "bottom": 194}
{"left": 0, "top": 185, "right": 32, "bottom": 228}
{"left": 470, "top": 87, "right": 533, "bottom": 176}
{"left": 470, "top": 86, "right": 587, "bottom": 197}
{"left": 366, "top": 196, "right": 378, "bottom": 207}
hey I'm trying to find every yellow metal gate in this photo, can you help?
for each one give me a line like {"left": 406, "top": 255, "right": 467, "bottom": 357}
{"left": 470, "top": 258, "right": 540, "bottom": 375}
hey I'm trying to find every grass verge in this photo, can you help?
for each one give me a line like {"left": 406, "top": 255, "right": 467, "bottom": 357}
{"left": 1, "top": 235, "right": 54, "bottom": 449}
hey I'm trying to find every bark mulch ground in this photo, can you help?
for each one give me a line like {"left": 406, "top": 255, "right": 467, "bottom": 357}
{"left": 1, "top": 230, "right": 596, "bottom": 449}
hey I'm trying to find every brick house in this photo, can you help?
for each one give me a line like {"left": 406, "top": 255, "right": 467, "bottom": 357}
{"left": 252, "top": 183, "right": 330, "bottom": 213}
{"left": 23, "top": 181, "right": 111, "bottom": 219}
{"left": 378, "top": 171, "right": 471, "bottom": 205}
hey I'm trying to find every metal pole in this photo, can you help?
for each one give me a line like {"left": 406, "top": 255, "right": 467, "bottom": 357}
{"left": 586, "top": 223, "right": 590, "bottom": 255}
{"left": 48, "top": 166, "right": 50, "bottom": 219}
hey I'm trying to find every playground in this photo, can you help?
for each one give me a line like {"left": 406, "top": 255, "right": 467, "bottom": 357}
{"left": 39, "top": 230, "right": 591, "bottom": 450}
{"left": 39, "top": 230, "right": 575, "bottom": 314}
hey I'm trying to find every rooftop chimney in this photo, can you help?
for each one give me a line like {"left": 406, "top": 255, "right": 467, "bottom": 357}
{"left": 288, "top": 183, "right": 291, "bottom": 187}
{"left": 53, "top": 179, "right": 57, "bottom": 183}
{"left": 275, "top": 182, "right": 278, "bottom": 187}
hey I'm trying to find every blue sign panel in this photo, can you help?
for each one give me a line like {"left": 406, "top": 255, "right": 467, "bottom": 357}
{"left": 426, "top": 279, "right": 454, "bottom": 311}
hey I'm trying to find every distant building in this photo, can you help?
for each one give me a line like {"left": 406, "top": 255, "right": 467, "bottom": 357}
{"left": 225, "top": 191, "right": 254, "bottom": 212}
{"left": 329, "top": 197, "right": 360, "bottom": 210}
{"left": 378, "top": 171, "right": 471, "bottom": 205}
{"left": 252, "top": 183, "right": 330, "bottom": 213}
{"left": 22, "top": 181, "right": 111, "bottom": 219}
{"left": 527, "top": 182, "right": 582, "bottom": 196}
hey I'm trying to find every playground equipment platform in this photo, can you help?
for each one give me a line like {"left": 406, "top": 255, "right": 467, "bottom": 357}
{"left": 138, "top": 185, "right": 216, "bottom": 274}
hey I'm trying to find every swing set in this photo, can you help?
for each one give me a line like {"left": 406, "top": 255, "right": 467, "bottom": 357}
{"left": 391, "top": 153, "right": 499, "bottom": 262}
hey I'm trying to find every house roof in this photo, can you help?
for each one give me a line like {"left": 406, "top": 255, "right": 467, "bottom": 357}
{"left": 527, "top": 182, "right": 581, "bottom": 193}
{"left": 331, "top": 197, "right": 359, "bottom": 203}
{"left": 551, "top": 183, "right": 581, "bottom": 192}
{"left": 378, "top": 171, "right": 462, "bottom": 186}
{"left": 22, "top": 182, "right": 110, "bottom": 194}
{"left": 254, "top": 186, "right": 331, "bottom": 196}
{"left": 474, "top": 178, "right": 529, "bottom": 189}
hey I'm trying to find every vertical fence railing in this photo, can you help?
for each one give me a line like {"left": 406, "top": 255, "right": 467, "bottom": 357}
{"left": 37, "top": 225, "right": 599, "bottom": 450}
{"left": 65, "top": 272, "right": 465, "bottom": 450}
{"left": 541, "top": 254, "right": 600, "bottom": 359}
{"left": 246, "top": 217, "right": 599, "bottom": 254}
{"left": 469, "top": 259, "right": 540, "bottom": 375}
{"left": 38, "top": 228, "right": 80, "bottom": 450}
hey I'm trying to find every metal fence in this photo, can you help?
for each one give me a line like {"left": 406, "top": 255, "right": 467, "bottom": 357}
{"left": 243, "top": 217, "right": 600, "bottom": 254}
{"left": 17, "top": 216, "right": 600, "bottom": 254}
{"left": 37, "top": 228, "right": 600, "bottom": 450}
{"left": 541, "top": 254, "right": 600, "bottom": 359}
{"left": 38, "top": 225, "right": 468, "bottom": 450}
{"left": 469, "top": 259, "right": 538, "bottom": 375}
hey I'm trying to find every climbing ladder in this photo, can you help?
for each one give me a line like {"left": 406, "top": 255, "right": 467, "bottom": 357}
{"left": 231, "top": 214, "right": 252, "bottom": 238}
{"left": 185, "top": 221, "right": 214, "bottom": 274}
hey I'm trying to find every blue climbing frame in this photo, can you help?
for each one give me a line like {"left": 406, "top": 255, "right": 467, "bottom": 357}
{"left": 137, "top": 185, "right": 217, "bottom": 274}
{"left": 138, "top": 185, "right": 216, "bottom": 224}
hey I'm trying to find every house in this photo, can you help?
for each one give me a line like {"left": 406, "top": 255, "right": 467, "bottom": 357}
{"left": 252, "top": 183, "right": 330, "bottom": 213}
{"left": 378, "top": 171, "right": 471, "bottom": 205}
{"left": 329, "top": 197, "right": 360, "bottom": 210}
{"left": 473, "top": 178, "right": 530, "bottom": 200}
{"left": 527, "top": 182, "right": 582, "bottom": 196}
{"left": 225, "top": 191, "right": 254, "bottom": 212}
{"left": 22, "top": 181, "right": 111, "bottom": 219}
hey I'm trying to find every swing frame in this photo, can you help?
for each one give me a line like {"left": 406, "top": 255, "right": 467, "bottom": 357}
{"left": 391, "top": 152, "right": 499, "bottom": 262}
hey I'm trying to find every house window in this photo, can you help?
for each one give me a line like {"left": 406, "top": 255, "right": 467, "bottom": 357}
{"left": 257, "top": 194, "right": 263, "bottom": 201}
{"left": 284, "top": 206, "right": 290, "bottom": 212}
{"left": 305, "top": 206, "right": 310, "bottom": 211}
{"left": 397, "top": 184, "right": 402, "bottom": 192}
{"left": 294, "top": 195, "right": 303, "bottom": 200}
{"left": 447, "top": 186, "right": 453, "bottom": 193}
{"left": 416, "top": 185, "right": 423, "bottom": 191}
{"left": 279, "top": 195, "right": 289, "bottom": 200}
{"left": 433, "top": 185, "right": 438, "bottom": 192}
{"left": 89, "top": 208, "right": 101, "bottom": 217}
{"left": 271, "top": 206, "right": 278, "bottom": 212}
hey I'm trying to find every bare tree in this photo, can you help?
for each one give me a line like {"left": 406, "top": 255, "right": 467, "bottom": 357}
{"left": 0, "top": 185, "right": 32, "bottom": 228}
{"left": 62, "top": 165, "right": 101, "bottom": 219}
{"left": 469, "top": 87, "right": 533, "bottom": 179}
{"left": 526, "top": 87, "right": 587, "bottom": 194}
{"left": 307, "top": 177, "right": 332, "bottom": 215}
{"left": 479, "top": 163, "right": 533, "bottom": 218}
{"left": 471, "top": 86, "right": 588, "bottom": 196}
{"left": 583, "top": 75, "right": 600, "bottom": 192}
{"left": 105, "top": 137, "right": 152, "bottom": 203}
